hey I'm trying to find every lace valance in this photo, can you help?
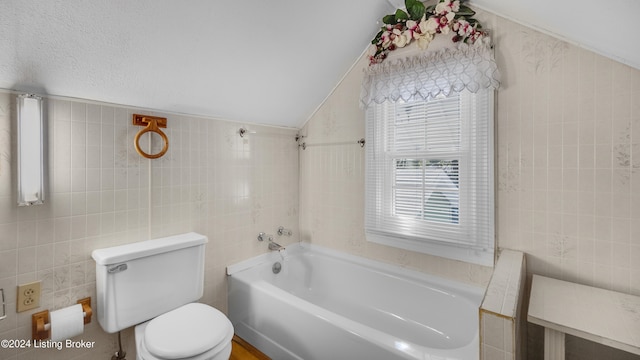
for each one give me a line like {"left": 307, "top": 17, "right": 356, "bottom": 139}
{"left": 360, "top": 41, "right": 500, "bottom": 108}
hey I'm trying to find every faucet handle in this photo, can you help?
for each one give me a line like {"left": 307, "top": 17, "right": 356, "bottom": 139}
{"left": 277, "top": 226, "right": 292, "bottom": 236}
{"left": 257, "top": 232, "right": 273, "bottom": 242}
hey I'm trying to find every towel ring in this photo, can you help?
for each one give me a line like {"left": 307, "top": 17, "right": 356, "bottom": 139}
{"left": 132, "top": 114, "right": 169, "bottom": 159}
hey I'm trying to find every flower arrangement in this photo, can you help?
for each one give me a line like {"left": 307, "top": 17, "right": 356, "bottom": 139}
{"left": 368, "top": 0, "right": 487, "bottom": 65}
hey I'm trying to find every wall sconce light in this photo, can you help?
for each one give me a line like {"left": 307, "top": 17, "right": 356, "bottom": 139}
{"left": 17, "top": 94, "right": 45, "bottom": 206}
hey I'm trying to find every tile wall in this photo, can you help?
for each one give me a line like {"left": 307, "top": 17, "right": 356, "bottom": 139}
{"left": 486, "top": 9, "right": 640, "bottom": 359}
{"left": 488, "top": 13, "right": 640, "bottom": 297}
{"left": 488, "top": 11, "right": 640, "bottom": 359}
{"left": 0, "top": 92, "right": 299, "bottom": 359}
{"left": 300, "top": 9, "right": 640, "bottom": 360}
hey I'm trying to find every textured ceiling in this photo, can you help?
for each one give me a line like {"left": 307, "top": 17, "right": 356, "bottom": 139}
{"left": 0, "top": 0, "right": 394, "bottom": 128}
{"left": 2, "top": 1, "right": 639, "bottom": 129}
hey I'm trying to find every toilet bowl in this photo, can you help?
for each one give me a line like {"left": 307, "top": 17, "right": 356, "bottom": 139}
{"left": 135, "top": 303, "right": 234, "bottom": 360}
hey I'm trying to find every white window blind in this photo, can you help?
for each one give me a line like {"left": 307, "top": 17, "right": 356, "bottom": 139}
{"left": 365, "top": 90, "right": 494, "bottom": 266}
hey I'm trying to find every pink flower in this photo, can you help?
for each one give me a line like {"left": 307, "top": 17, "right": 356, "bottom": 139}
{"left": 368, "top": 0, "right": 487, "bottom": 65}
{"left": 419, "top": 16, "right": 438, "bottom": 35}
{"left": 406, "top": 19, "right": 419, "bottom": 31}
{"left": 453, "top": 19, "right": 472, "bottom": 37}
{"left": 405, "top": 20, "right": 420, "bottom": 40}
{"left": 468, "top": 30, "right": 485, "bottom": 43}
{"left": 434, "top": 12, "right": 455, "bottom": 34}
{"left": 451, "top": 0, "right": 460, "bottom": 12}
{"left": 380, "top": 30, "right": 393, "bottom": 49}
{"left": 435, "top": 0, "right": 460, "bottom": 16}
{"left": 392, "top": 28, "right": 411, "bottom": 48}
{"left": 416, "top": 31, "right": 434, "bottom": 49}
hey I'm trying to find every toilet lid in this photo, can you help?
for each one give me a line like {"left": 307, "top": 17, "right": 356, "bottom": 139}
{"left": 144, "top": 303, "right": 233, "bottom": 359}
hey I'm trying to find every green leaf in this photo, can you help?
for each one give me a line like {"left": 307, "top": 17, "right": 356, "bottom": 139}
{"left": 425, "top": 4, "right": 436, "bottom": 15}
{"left": 395, "top": 9, "right": 409, "bottom": 21}
{"left": 371, "top": 30, "right": 384, "bottom": 44}
{"left": 407, "top": 0, "right": 425, "bottom": 20}
{"left": 383, "top": 14, "right": 397, "bottom": 24}
{"left": 456, "top": 5, "right": 476, "bottom": 17}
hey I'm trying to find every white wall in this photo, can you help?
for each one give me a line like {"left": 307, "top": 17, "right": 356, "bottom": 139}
{"left": 0, "top": 93, "right": 299, "bottom": 359}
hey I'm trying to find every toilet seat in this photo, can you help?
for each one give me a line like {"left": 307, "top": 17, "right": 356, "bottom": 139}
{"left": 136, "top": 303, "right": 234, "bottom": 360}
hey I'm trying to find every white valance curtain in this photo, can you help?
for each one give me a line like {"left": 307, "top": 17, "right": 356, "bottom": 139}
{"left": 360, "top": 41, "right": 500, "bottom": 108}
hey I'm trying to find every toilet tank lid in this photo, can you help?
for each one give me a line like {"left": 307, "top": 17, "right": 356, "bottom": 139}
{"left": 92, "top": 232, "right": 208, "bottom": 265}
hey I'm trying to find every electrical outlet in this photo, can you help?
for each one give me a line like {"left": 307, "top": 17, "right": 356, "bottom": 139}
{"left": 16, "top": 281, "right": 41, "bottom": 312}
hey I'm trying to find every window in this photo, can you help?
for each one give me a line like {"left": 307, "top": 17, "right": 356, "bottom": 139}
{"left": 365, "top": 89, "right": 494, "bottom": 266}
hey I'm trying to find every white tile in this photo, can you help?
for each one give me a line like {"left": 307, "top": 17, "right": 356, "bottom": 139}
{"left": 71, "top": 168, "right": 86, "bottom": 193}
{"left": 86, "top": 168, "right": 101, "bottom": 192}
{"left": 86, "top": 104, "right": 101, "bottom": 123}
{"left": 36, "top": 244, "right": 53, "bottom": 271}
{"left": 71, "top": 121, "right": 86, "bottom": 146}
{"left": 53, "top": 168, "right": 71, "bottom": 194}
{"left": 101, "top": 190, "right": 115, "bottom": 213}
{"left": 36, "top": 219, "right": 54, "bottom": 244}
{"left": 71, "top": 192, "right": 87, "bottom": 216}
{"left": 17, "top": 247, "right": 36, "bottom": 274}
{"left": 101, "top": 168, "right": 114, "bottom": 190}
{"left": 70, "top": 215, "right": 86, "bottom": 240}
{"left": 53, "top": 217, "right": 71, "bottom": 242}
{"left": 482, "top": 313, "right": 505, "bottom": 350}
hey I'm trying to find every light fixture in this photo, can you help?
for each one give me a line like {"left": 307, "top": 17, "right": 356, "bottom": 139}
{"left": 17, "top": 94, "right": 45, "bottom": 206}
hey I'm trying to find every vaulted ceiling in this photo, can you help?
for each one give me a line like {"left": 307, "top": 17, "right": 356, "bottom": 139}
{"left": 469, "top": 0, "right": 640, "bottom": 71}
{"left": 2, "top": 1, "right": 639, "bottom": 128}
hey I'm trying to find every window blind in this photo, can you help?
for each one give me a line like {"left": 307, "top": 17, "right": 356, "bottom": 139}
{"left": 365, "top": 90, "right": 494, "bottom": 266}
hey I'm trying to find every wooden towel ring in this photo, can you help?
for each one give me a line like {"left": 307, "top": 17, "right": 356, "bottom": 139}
{"left": 133, "top": 114, "right": 169, "bottom": 159}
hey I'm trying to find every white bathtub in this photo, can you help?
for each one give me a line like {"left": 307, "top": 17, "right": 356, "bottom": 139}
{"left": 227, "top": 243, "right": 484, "bottom": 360}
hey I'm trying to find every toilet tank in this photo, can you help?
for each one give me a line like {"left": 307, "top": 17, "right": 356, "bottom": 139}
{"left": 91, "top": 232, "right": 208, "bottom": 333}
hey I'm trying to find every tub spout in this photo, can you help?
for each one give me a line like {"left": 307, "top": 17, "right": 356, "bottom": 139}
{"left": 268, "top": 240, "right": 284, "bottom": 251}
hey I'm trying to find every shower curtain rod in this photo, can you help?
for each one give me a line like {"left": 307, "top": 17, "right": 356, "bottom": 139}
{"left": 238, "top": 127, "right": 297, "bottom": 139}
{"left": 299, "top": 138, "right": 365, "bottom": 150}
{"left": 238, "top": 128, "right": 366, "bottom": 150}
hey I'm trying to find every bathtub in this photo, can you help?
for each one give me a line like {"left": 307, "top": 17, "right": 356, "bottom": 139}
{"left": 227, "top": 243, "right": 484, "bottom": 360}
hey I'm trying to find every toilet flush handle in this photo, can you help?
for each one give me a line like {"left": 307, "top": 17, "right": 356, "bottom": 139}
{"left": 108, "top": 263, "right": 128, "bottom": 274}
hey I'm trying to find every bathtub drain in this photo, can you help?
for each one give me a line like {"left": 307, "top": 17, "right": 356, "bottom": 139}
{"left": 272, "top": 262, "right": 282, "bottom": 274}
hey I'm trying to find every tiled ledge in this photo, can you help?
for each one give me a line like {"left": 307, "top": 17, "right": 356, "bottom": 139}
{"left": 480, "top": 249, "right": 526, "bottom": 360}
{"left": 482, "top": 250, "right": 526, "bottom": 317}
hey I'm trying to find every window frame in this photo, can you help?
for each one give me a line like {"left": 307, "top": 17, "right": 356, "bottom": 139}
{"left": 365, "top": 90, "right": 495, "bottom": 267}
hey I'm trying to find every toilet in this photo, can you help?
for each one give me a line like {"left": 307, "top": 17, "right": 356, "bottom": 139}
{"left": 92, "top": 232, "right": 234, "bottom": 360}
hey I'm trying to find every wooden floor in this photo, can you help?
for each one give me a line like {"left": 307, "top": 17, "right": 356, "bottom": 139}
{"left": 230, "top": 335, "right": 271, "bottom": 360}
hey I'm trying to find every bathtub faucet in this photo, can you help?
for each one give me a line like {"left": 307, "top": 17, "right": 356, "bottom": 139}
{"left": 268, "top": 239, "right": 284, "bottom": 251}
{"left": 258, "top": 232, "right": 284, "bottom": 251}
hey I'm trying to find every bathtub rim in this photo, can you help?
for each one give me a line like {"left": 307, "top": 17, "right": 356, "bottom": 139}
{"left": 226, "top": 242, "right": 486, "bottom": 304}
